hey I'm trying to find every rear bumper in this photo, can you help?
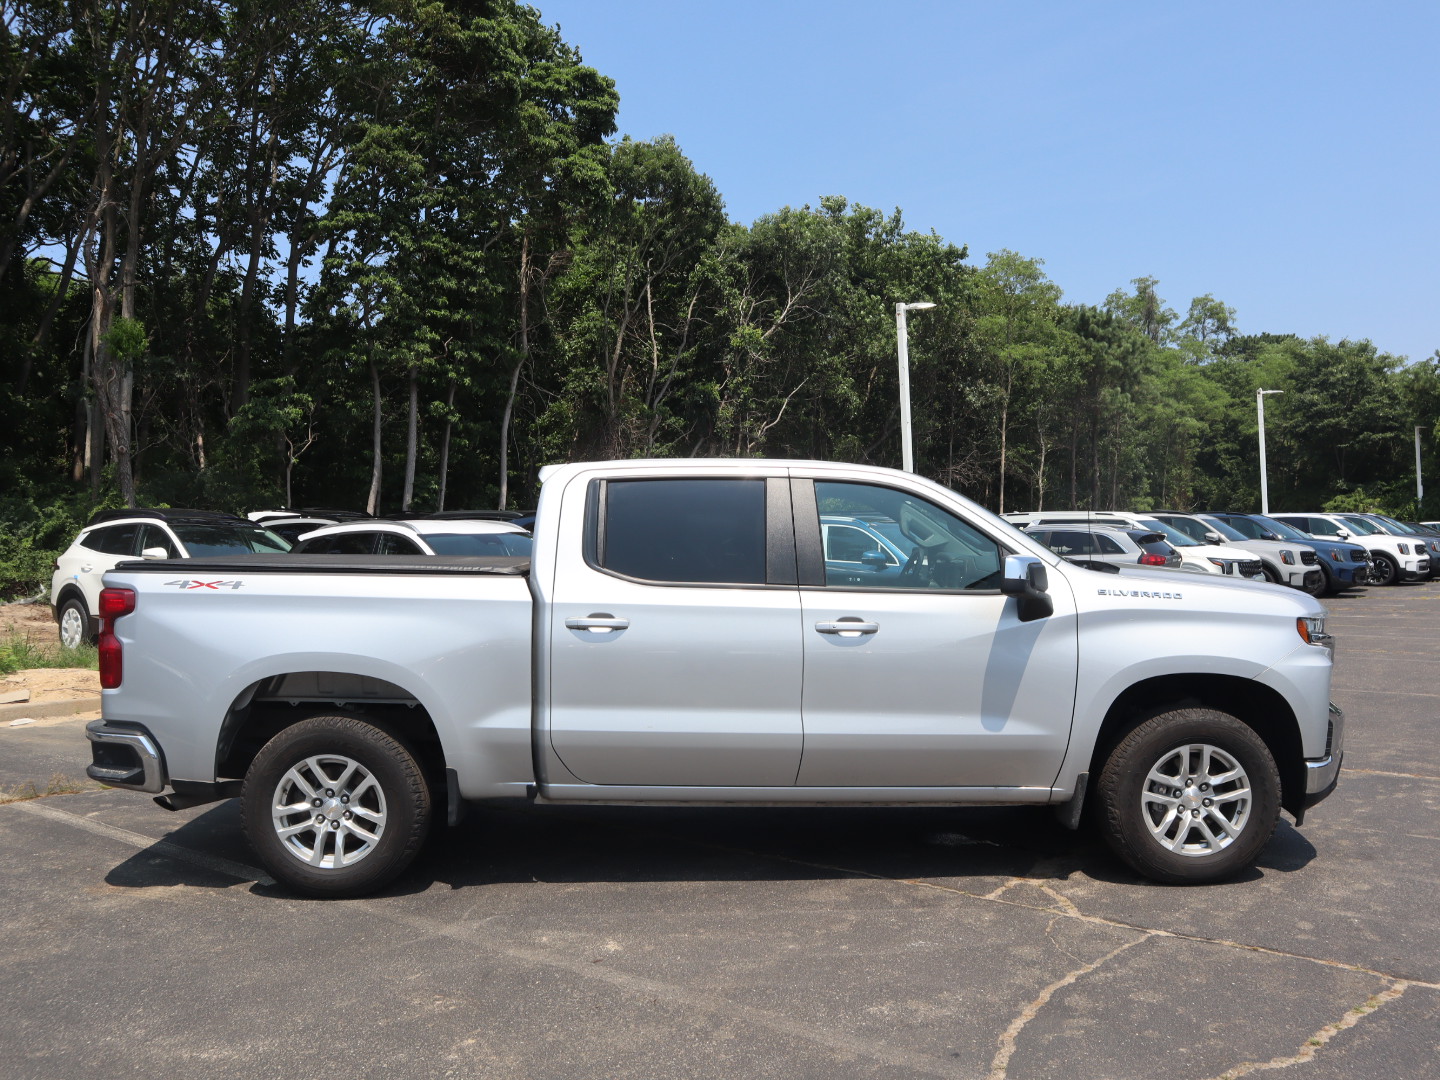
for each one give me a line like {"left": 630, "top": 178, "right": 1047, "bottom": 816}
{"left": 86, "top": 720, "right": 166, "bottom": 793}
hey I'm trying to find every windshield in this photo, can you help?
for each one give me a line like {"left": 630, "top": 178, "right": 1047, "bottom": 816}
{"left": 1371, "top": 515, "right": 1416, "bottom": 534}
{"left": 1249, "top": 515, "right": 1315, "bottom": 542}
{"left": 1340, "top": 515, "right": 1383, "bottom": 535}
{"left": 1196, "top": 516, "right": 1251, "bottom": 542}
{"left": 172, "top": 524, "right": 291, "bottom": 556}
{"left": 1135, "top": 518, "right": 1199, "bottom": 548}
{"left": 424, "top": 532, "right": 532, "bottom": 558}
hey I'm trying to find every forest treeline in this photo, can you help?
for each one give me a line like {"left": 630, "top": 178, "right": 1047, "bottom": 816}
{"left": 2, "top": 0, "right": 1437, "bottom": 596}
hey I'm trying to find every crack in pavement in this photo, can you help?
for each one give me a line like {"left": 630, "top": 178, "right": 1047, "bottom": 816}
{"left": 1203, "top": 982, "right": 1413, "bottom": 1080}
{"left": 986, "top": 934, "right": 1148, "bottom": 1080}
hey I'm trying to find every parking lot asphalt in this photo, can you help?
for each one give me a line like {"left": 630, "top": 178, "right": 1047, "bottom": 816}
{"left": 2, "top": 581, "right": 1437, "bottom": 1079}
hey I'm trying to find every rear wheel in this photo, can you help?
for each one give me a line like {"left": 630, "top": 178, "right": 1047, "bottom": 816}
{"left": 57, "top": 597, "right": 94, "bottom": 648}
{"left": 1096, "top": 708, "right": 1280, "bottom": 884}
{"left": 1369, "top": 553, "right": 1398, "bottom": 586}
{"left": 242, "top": 715, "right": 432, "bottom": 897}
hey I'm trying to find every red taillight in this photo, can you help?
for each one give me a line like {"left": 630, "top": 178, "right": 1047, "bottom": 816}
{"left": 98, "top": 587, "right": 136, "bottom": 689}
{"left": 1139, "top": 553, "right": 1168, "bottom": 566}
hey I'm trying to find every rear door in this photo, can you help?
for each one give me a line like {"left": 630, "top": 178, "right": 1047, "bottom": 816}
{"left": 546, "top": 473, "right": 804, "bottom": 787}
{"left": 794, "top": 477, "right": 1079, "bottom": 789}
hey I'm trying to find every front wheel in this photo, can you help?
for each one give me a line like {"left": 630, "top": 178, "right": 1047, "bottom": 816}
{"left": 242, "top": 715, "right": 432, "bottom": 897}
{"left": 1369, "top": 553, "right": 1398, "bottom": 586}
{"left": 1096, "top": 708, "right": 1280, "bottom": 884}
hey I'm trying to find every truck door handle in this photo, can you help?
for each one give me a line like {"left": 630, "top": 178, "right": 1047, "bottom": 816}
{"left": 564, "top": 614, "right": 630, "bottom": 633}
{"left": 814, "top": 619, "right": 880, "bottom": 636}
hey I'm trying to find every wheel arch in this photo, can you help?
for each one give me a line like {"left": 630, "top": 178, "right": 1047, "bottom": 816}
{"left": 215, "top": 671, "right": 447, "bottom": 788}
{"left": 54, "top": 583, "right": 88, "bottom": 617}
{"left": 1087, "top": 673, "right": 1305, "bottom": 818}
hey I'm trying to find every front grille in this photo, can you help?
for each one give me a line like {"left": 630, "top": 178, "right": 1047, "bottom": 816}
{"left": 1238, "top": 560, "right": 1263, "bottom": 577}
{"left": 1348, "top": 548, "right": 1366, "bottom": 562}
{"left": 1300, "top": 550, "right": 1318, "bottom": 565}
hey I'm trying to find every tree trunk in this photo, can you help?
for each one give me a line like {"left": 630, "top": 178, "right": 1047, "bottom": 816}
{"left": 366, "top": 356, "right": 383, "bottom": 515}
{"left": 402, "top": 365, "right": 418, "bottom": 511}
{"left": 499, "top": 233, "right": 531, "bottom": 511}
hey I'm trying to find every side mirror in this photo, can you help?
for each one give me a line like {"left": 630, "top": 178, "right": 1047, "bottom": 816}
{"left": 1203, "top": 531, "right": 1224, "bottom": 544}
{"left": 860, "top": 549, "right": 888, "bottom": 568}
{"left": 140, "top": 546, "right": 169, "bottom": 560}
{"left": 999, "top": 554, "right": 1054, "bottom": 622}
{"left": 1336, "top": 530, "right": 1350, "bottom": 540}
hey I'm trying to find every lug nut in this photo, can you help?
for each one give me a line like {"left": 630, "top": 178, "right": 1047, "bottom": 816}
{"left": 1203, "top": 798, "right": 1213, "bottom": 807}
{"left": 315, "top": 814, "right": 324, "bottom": 824}
{"left": 325, "top": 789, "right": 334, "bottom": 797}
{"left": 1200, "top": 783, "right": 1209, "bottom": 792}
{"left": 340, "top": 794, "right": 349, "bottom": 804}
{"left": 1192, "top": 808, "right": 1201, "bottom": 817}
{"left": 343, "top": 811, "right": 353, "bottom": 820}
{"left": 330, "top": 820, "right": 340, "bottom": 830}
{"left": 312, "top": 798, "right": 323, "bottom": 808}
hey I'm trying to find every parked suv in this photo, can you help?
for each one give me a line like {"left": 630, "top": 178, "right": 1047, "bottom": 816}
{"left": 1004, "top": 511, "right": 1264, "bottom": 579}
{"left": 291, "top": 516, "right": 532, "bottom": 558}
{"left": 1270, "top": 513, "right": 1429, "bottom": 586}
{"left": 1351, "top": 515, "right": 1440, "bottom": 580}
{"left": 1022, "top": 524, "right": 1183, "bottom": 572}
{"left": 1148, "top": 512, "right": 1324, "bottom": 594}
{"left": 51, "top": 509, "right": 291, "bottom": 647}
{"left": 1208, "top": 513, "right": 1371, "bottom": 594}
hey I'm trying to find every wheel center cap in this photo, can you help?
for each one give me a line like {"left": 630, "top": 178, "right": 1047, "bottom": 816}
{"left": 323, "top": 797, "right": 345, "bottom": 821}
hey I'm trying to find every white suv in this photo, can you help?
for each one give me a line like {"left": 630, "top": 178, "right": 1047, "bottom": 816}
{"left": 1003, "top": 511, "right": 1266, "bottom": 579}
{"left": 51, "top": 510, "right": 291, "bottom": 647}
{"left": 1271, "top": 513, "right": 1430, "bottom": 586}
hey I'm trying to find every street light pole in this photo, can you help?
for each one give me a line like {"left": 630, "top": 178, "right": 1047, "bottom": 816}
{"left": 895, "top": 301, "right": 936, "bottom": 472}
{"left": 1417, "top": 426, "right": 1425, "bottom": 509}
{"left": 1257, "top": 388, "right": 1283, "bottom": 515}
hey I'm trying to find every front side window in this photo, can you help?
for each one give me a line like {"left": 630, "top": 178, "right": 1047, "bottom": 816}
{"left": 298, "top": 531, "right": 377, "bottom": 555}
{"left": 598, "top": 478, "right": 767, "bottom": 585}
{"left": 813, "top": 481, "right": 1001, "bottom": 590}
{"left": 138, "top": 524, "right": 178, "bottom": 558}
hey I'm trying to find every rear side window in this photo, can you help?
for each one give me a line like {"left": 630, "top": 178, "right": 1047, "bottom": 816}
{"left": 1047, "top": 530, "right": 1097, "bottom": 555}
{"left": 598, "top": 478, "right": 766, "bottom": 584}
{"left": 299, "top": 532, "right": 379, "bottom": 555}
{"left": 86, "top": 524, "right": 141, "bottom": 555}
{"left": 1094, "top": 533, "right": 1125, "bottom": 555}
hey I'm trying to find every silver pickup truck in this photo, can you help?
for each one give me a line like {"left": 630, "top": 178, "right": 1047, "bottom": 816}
{"left": 87, "top": 459, "right": 1343, "bottom": 896}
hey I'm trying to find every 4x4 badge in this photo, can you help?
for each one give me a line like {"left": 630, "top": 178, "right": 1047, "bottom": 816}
{"left": 163, "top": 579, "right": 244, "bottom": 590}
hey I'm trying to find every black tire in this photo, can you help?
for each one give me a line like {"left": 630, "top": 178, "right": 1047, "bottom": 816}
{"left": 1316, "top": 564, "right": 1339, "bottom": 597}
{"left": 1370, "top": 553, "right": 1398, "bottom": 586}
{"left": 242, "top": 715, "right": 432, "bottom": 898}
{"left": 1260, "top": 563, "right": 1283, "bottom": 585}
{"left": 1096, "top": 707, "right": 1280, "bottom": 885}
{"left": 57, "top": 597, "right": 95, "bottom": 648}
{"left": 1302, "top": 566, "right": 1327, "bottom": 597}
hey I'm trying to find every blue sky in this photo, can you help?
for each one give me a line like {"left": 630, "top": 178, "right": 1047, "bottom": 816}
{"left": 534, "top": 0, "right": 1438, "bottom": 363}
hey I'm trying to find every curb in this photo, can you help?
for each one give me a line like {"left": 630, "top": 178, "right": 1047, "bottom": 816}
{"left": 0, "top": 697, "right": 100, "bottom": 723}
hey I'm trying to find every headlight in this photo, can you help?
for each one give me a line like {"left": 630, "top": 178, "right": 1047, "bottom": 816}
{"left": 1329, "top": 548, "right": 1343, "bottom": 561}
{"left": 1297, "top": 615, "right": 1328, "bottom": 645}
{"left": 1207, "top": 558, "right": 1228, "bottom": 572}
{"left": 1280, "top": 549, "right": 1294, "bottom": 564}
{"left": 1398, "top": 543, "right": 1410, "bottom": 554}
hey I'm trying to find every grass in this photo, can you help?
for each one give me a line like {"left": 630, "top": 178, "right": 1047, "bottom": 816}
{"left": 0, "top": 634, "right": 98, "bottom": 675}
{"left": 0, "top": 772, "right": 99, "bottom": 804}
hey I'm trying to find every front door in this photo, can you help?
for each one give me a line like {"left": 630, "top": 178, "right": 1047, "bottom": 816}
{"left": 795, "top": 478, "right": 1079, "bottom": 789}
{"left": 546, "top": 474, "right": 804, "bottom": 787}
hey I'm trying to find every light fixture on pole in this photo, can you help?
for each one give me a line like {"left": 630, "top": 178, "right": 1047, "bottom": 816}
{"left": 1257, "top": 388, "right": 1283, "bottom": 515}
{"left": 895, "top": 301, "right": 937, "bottom": 472}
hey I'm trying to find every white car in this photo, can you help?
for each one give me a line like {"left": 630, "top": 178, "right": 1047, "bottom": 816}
{"left": 1002, "top": 510, "right": 1266, "bottom": 580}
{"left": 246, "top": 509, "right": 373, "bottom": 545}
{"left": 291, "top": 515, "right": 532, "bottom": 558}
{"left": 51, "top": 510, "right": 290, "bottom": 647}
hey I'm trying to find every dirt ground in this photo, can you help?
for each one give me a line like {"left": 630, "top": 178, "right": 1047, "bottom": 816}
{"left": 1, "top": 600, "right": 101, "bottom": 724}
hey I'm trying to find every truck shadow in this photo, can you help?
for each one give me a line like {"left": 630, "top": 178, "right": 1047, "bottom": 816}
{"left": 102, "top": 800, "right": 1316, "bottom": 896}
